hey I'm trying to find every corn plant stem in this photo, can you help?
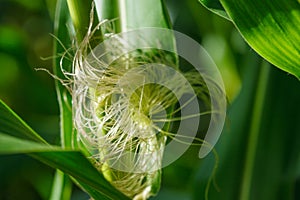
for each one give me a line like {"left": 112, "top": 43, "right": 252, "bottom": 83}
{"left": 239, "top": 60, "right": 271, "bottom": 200}
{"left": 52, "top": 0, "right": 74, "bottom": 199}
{"left": 53, "top": 0, "right": 73, "bottom": 148}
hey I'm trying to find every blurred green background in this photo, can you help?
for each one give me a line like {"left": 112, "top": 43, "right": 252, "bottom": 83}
{"left": 1, "top": 0, "right": 300, "bottom": 200}
{"left": 0, "top": 0, "right": 58, "bottom": 199}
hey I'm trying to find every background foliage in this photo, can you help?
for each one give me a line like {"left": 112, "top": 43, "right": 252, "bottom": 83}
{"left": 0, "top": 0, "right": 299, "bottom": 200}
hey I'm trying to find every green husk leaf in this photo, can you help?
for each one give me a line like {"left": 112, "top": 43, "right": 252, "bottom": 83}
{"left": 119, "top": 0, "right": 172, "bottom": 31}
{"left": 66, "top": 0, "right": 92, "bottom": 42}
{"left": 93, "top": 0, "right": 177, "bottom": 198}
{"left": 94, "top": 0, "right": 120, "bottom": 33}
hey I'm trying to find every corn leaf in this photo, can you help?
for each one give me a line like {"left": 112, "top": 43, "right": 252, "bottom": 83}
{"left": 0, "top": 133, "right": 58, "bottom": 153}
{"left": 0, "top": 132, "right": 129, "bottom": 200}
{"left": 199, "top": 0, "right": 300, "bottom": 78}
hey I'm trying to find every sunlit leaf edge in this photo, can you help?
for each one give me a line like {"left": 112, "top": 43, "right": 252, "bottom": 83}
{"left": 219, "top": 0, "right": 300, "bottom": 78}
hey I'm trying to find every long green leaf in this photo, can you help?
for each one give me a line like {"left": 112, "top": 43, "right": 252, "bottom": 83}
{"left": 221, "top": 0, "right": 300, "bottom": 78}
{"left": 0, "top": 133, "right": 58, "bottom": 153}
{"left": 0, "top": 99, "right": 46, "bottom": 143}
{"left": 199, "top": 0, "right": 300, "bottom": 78}
{"left": 31, "top": 152, "right": 128, "bottom": 200}
{"left": 0, "top": 133, "right": 130, "bottom": 200}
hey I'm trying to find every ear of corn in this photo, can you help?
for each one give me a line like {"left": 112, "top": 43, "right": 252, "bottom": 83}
{"left": 67, "top": 0, "right": 178, "bottom": 199}
{"left": 66, "top": 1, "right": 221, "bottom": 199}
